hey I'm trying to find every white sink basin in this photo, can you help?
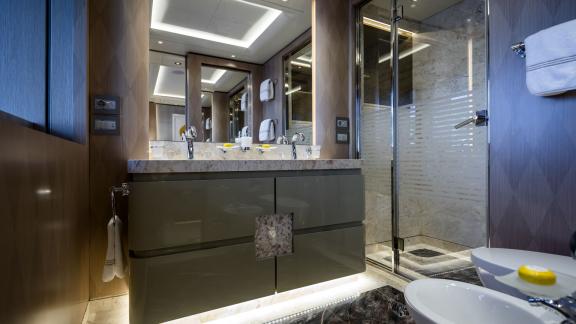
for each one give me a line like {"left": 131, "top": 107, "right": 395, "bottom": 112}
{"left": 405, "top": 279, "right": 564, "bottom": 324}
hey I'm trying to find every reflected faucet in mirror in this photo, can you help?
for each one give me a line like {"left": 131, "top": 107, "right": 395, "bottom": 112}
{"left": 182, "top": 126, "right": 198, "bottom": 159}
{"left": 291, "top": 132, "right": 305, "bottom": 160}
{"left": 276, "top": 135, "right": 289, "bottom": 145}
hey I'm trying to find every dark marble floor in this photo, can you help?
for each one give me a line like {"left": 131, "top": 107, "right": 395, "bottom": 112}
{"left": 431, "top": 267, "right": 483, "bottom": 286}
{"left": 272, "top": 286, "right": 416, "bottom": 324}
{"left": 408, "top": 248, "right": 444, "bottom": 258}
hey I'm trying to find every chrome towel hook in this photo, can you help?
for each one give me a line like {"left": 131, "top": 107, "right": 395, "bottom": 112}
{"left": 110, "top": 183, "right": 130, "bottom": 220}
{"left": 511, "top": 42, "right": 526, "bottom": 58}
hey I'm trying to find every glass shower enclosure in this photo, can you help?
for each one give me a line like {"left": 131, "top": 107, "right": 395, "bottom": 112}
{"left": 358, "top": 0, "right": 488, "bottom": 282}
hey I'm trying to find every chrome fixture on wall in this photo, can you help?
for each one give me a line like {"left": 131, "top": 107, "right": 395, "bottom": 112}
{"left": 182, "top": 126, "right": 198, "bottom": 159}
{"left": 291, "top": 132, "right": 305, "bottom": 159}
{"left": 454, "top": 110, "right": 489, "bottom": 129}
{"left": 110, "top": 183, "right": 130, "bottom": 217}
{"left": 511, "top": 42, "right": 526, "bottom": 58}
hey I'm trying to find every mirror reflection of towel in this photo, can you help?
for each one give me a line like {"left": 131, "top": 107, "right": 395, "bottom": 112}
{"left": 259, "top": 119, "right": 275, "bottom": 142}
{"left": 240, "top": 92, "right": 248, "bottom": 111}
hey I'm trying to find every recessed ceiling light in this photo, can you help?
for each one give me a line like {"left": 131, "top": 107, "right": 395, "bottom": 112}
{"left": 378, "top": 43, "right": 430, "bottom": 64}
{"left": 231, "top": 54, "right": 236, "bottom": 58}
{"left": 157, "top": 40, "right": 164, "bottom": 44}
{"left": 290, "top": 61, "right": 311, "bottom": 68}
{"left": 201, "top": 69, "right": 227, "bottom": 84}
{"left": 362, "top": 17, "right": 415, "bottom": 37}
{"left": 286, "top": 86, "right": 302, "bottom": 95}
{"left": 175, "top": 61, "right": 182, "bottom": 65}
{"left": 410, "top": 4, "right": 416, "bottom": 7}
{"left": 151, "top": 0, "right": 282, "bottom": 48}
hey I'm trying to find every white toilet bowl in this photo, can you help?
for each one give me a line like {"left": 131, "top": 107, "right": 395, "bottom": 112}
{"left": 471, "top": 247, "right": 576, "bottom": 298}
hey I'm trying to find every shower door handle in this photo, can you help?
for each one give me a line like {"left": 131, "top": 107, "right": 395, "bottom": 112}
{"left": 454, "top": 110, "right": 488, "bottom": 129}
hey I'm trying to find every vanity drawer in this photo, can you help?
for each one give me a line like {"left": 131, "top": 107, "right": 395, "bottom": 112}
{"left": 276, "top": 225, "right": 365, "bottom": 292}
{"left": 276, "top": 174, "right": 364, "bottom": 229}
{"left": 130, "top": 242, "right": 275, "bottom": 324}
{"left": 129, "top": 178, "right": 274, "bottom": 251}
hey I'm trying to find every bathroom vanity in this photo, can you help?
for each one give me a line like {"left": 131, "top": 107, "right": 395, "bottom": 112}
{"left": 127, "top": 159, "right": 365, "bottom": 324}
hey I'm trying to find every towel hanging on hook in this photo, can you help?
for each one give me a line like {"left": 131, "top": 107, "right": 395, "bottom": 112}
{"left": 103, "top": 183, "right": 129, "bottom": 283}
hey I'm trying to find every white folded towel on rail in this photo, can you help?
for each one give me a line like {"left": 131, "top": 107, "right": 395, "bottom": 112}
{"left": 525, "top": 19, "right": 576, "bottom": 96}
{"left": 102, "top": 215, "right": 124, "bottom": 282}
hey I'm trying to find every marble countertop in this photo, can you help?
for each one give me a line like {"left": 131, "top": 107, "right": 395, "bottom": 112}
{"left": 128, "top": 159, "right": 362, "bottom": 173}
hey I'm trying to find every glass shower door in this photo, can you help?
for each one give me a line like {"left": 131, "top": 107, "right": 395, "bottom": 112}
{"left": 392, "top": 0, "right": 488, "bottom": 281}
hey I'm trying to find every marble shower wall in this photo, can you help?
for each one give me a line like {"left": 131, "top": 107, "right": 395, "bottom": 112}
{"left": 399, "top": 0, "right": 487, "bottom": 247}
{"left": 363, "top": 0, "right": 487, "bottom": 248}
{"left": 362, "top": 104, "right": 393, "bottom": 245}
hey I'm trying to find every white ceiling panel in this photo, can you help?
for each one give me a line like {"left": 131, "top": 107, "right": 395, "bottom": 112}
{"left": 149, "top": 51, "right": 187, "bottom": 105}
{"left": 201, "top": 67, "right": 248, "bottom": 93}
{"left": 150, "top": 0, "right": 311, "bottom": 64}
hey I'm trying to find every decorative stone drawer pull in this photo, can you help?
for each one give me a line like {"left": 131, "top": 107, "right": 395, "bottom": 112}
{"left": 255, "top": 214, "right": 293, "bottom": 259}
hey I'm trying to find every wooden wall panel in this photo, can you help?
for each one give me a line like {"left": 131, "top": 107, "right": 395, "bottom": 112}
{"left": 489, "top": 0, "right": 576, "bottom": 255}
{"left": 149, "top": 102, "right": 157, "bottom": 141}
{"left": 0, "top": 115, "right": 89, "bottom": 324}
{"left": 313, "top": 0, "right": 352, "bottom": 158}
{"left": 211, "top": 92, "right": 229, "bottom": 142}
{"left": 262, "top": 30, "right": 311, "bottom": 139}
{"left": 186, "top": 54, "right": 263, "bottom": 142}
{"left": 89, "top": 0, "right": 149, "bottom": 298}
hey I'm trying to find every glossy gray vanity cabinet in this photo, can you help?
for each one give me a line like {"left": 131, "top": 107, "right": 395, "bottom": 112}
{"left": 129, "top": 178, "right": 274, "bottom": 251}
{"left": 130, "top": 242, "right": 275, "bottom": 324}
{"left": 276, "top": 174, "right": 364, "bottom": 229}
{"left": 276, "top": 225, "right": 365, "bottom": 292}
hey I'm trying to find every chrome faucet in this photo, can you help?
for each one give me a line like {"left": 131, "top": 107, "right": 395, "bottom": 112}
{"left": 276, "top": 135, "right": 289, "bottom": 145}
{"left": 291, "top": 132, "right": 305, "bottom": 160}
{"left": 529, "top": 295, "right": 576, "bottom": 323}
{"left": 182, "top": 126, "right": 197, "bottom": 159}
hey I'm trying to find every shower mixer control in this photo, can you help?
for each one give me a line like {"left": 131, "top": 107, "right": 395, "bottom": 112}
{"left": 454, "top": 110, "right": 488, "bottom": 129}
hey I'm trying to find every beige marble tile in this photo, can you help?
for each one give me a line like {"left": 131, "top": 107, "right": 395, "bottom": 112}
{"left": 82, "top": 294, "right": 128, "bottom": 324}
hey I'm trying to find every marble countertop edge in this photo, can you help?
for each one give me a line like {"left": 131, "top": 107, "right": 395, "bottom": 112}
{"left": 127, "top": 159, "right": 363, "bottom": 173}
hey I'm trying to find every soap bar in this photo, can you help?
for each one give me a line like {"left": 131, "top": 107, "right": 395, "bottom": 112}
{"left": 518, "top": 265, "right": 557, "bottom": 286}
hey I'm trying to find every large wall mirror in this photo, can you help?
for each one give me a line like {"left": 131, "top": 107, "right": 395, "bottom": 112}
{"left": 284, "top": 43, "right": 312, "bottom": 144}
{"left": 148, "top": 0, "right": 312, "bottom": 144}
{"left": 201, "top": 65, "right": 250, "bottom": 142}
{"left": 149, "top": 51, "right": 187, "bottom": 141}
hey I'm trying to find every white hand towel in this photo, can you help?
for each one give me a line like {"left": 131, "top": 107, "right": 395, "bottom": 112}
{"left": 102, "top": 215, "right": 124, "bottom": 282}
{"left": 525, "top": 19, "right": 576, "bottom": 96}
{"left": 241, "top": 126, "right": 249, "bottom": 137}
{"left": 259, "top": 119, "right": 275, "bottom": 142}
{"left": 113, "top": 215, "right": 124, "bottom": 279}
{"left": 240, "top": 92, "right": 248, "bottom": 111}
